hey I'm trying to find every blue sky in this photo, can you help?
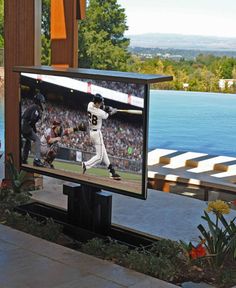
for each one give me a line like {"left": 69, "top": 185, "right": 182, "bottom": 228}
{"left": 117, "top": 0, "right": 236, "bottom": 38}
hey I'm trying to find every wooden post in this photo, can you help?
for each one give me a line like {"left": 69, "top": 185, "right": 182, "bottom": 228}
{"left": 51, "top": 0, "right": 79, "bottom": 68}
{"left": 51, "top": 0, "right": 86, "bottom": 67}
{"left": 4, "top": 0, "right": 85, "bottom": 171}
{"left": 4, "top": 0, "right": 41, "bottom": 170}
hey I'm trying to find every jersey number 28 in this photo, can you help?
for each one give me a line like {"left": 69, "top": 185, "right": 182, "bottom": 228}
{"left": 88, "top": 112, "right": 98, "bottom": 125}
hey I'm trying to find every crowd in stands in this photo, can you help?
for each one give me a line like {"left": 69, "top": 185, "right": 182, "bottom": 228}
{"left": 82, "top": 79, "right": 145, "bottom": 98}
{"left": 21, "top": 98, "right": 143, "bottom": 162}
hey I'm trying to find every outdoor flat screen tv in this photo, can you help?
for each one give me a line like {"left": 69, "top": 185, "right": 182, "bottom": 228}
{"left": 15, "top": 66, "right": 172, "bottom": 199}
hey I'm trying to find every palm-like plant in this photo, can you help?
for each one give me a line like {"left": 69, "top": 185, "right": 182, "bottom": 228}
{"left": 5, "top": 153, "right": 34, "bottom": 194}
{"left": 198, "top": 200, "right": 236, "bottom": 267}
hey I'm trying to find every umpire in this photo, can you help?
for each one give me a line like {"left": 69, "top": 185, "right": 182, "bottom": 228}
{"left": 21, "top": 92, "right": 46, "bottom": 167}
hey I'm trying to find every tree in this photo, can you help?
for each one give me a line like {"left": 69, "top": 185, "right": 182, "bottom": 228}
{"left": 232, "top": 66, "right": 236, "bottom": 79}
{"left": 41, "top": 34, "right": 51, "bottom": 65}
{"left": 78, "top": 0, "right": 131, "bottom": 70}
{"left": 42, "top": 0, "right": 50, "bottom": 39}
{"left": 219, "top": 57, "right": 236, "bottom": 79}
{"left": 41, "top": 0, "right": 50, "bottom": 65}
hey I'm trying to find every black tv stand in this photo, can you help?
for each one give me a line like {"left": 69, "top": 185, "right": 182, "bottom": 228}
{"left": 15, "top": 183, "right": 155, "bottom": 247}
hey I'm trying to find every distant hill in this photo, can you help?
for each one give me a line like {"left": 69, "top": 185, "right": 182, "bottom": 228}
{"left": 129, "top": 46, "right": 236, "bottom": 60}
{"left": 128, "top": 33, "right": 236, "bottom": 51}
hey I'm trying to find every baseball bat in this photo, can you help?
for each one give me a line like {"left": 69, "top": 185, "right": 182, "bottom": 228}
{"left": 117, "top": 109, "right": 143, "bottom": 115}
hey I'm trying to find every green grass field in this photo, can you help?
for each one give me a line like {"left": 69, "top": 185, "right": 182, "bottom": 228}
{"left": 27, "top": 157, "right": 141, "bottom": 181}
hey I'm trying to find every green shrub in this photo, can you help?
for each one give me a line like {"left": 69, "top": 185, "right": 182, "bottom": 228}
{"left": 81, "top": 238, "right": 129, "bottom": 262}
{"left": 102, "top": 240, "right": 129, "bottom": 263}
{"left": 5, "top": 212, "right": 62, "bottom": 242}
{"left": 219, "top": 267, "right": 236, "bottom": 287}
{"left": 125, "top": 248, "right": 176, "bottom": 281}
{"left": 80, "top": 238, "right": 107, "bottom": 258}
{"left": 0, "top": 187, "right": 31, "bottom": 218}
{"left": 80, "top": 237, "right": 189, "bottom": 282}
{"left": 149, "top": 239, "right": 186, "bottom": 260}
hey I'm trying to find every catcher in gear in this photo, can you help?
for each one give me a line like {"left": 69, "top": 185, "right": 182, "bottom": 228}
{"left": 82, "top": 93, "right": 121, "bottom": 180}
{"left": 21, "top": 92, "right": 46, "bottom": 167}
{"left": 41, "top": 120, "right": 86, "bottom": 169}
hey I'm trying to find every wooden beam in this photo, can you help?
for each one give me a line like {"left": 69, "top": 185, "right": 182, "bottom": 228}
{"left": 4, "top": 0, "right": 41, "bottom": 169}
{"left": 51, "top": 0, "right": 79, "bottom": 68}
{"left": 51, "top": 0, "right": 67, "bottom": 40}
{"left": 76, "top": 0, "right": 86, "bottom": 20}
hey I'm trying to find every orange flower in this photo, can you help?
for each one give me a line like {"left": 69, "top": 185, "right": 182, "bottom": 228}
{"left": 189, "top": 243, "right": 206, "bottom": 259}
{"left": 0, "top": 179, "right": 11, "bottom": 189}
{"left": 196, "top": 244, "right": 206, "bottom": 257}
{"left": 189, "top": 247, "right": 198, "bottom": 260}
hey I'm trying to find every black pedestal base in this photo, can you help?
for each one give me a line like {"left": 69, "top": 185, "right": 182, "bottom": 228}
{"left": 15, "top": 184, "right": 155, "bottom": 247}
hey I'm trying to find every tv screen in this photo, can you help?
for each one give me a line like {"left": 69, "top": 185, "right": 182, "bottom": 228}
{"left": 20, "top": 72, "right": 148, "bottom": 198}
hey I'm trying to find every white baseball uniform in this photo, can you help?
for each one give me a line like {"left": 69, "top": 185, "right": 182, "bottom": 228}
{"left": 40, "top": 128, "right": 52, "bottom": 156}
{"left": 84, "top": 102, "right": 110, "bottom": 169}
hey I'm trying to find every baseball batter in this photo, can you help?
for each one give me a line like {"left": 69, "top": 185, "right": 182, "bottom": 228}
{"left": 82, "top": 93, "right": 121, "bottom": 180}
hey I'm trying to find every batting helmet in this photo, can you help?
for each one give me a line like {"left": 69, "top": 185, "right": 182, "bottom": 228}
{"left": 93, "top": 93, "right": 104, "bottom": 104}
{"left": 34, "top": 92, "right": 46, "bottom": 110}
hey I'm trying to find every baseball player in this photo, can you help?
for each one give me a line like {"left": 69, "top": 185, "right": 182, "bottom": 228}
{"left": 41, "top": 119, "right": 86, "bottom": 169}
{"left": 21, "top": 92, "right": 46, "bottom": 167}
{"left": 82, "top": 93, "right": 121, "bottom": 180}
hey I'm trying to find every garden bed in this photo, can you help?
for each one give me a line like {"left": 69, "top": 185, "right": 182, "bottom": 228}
{"left": 10, "top": 201, "right": 236, "bottom": 288}
{"left": 1, "top": 159, "right": 236, "bottom": 288}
